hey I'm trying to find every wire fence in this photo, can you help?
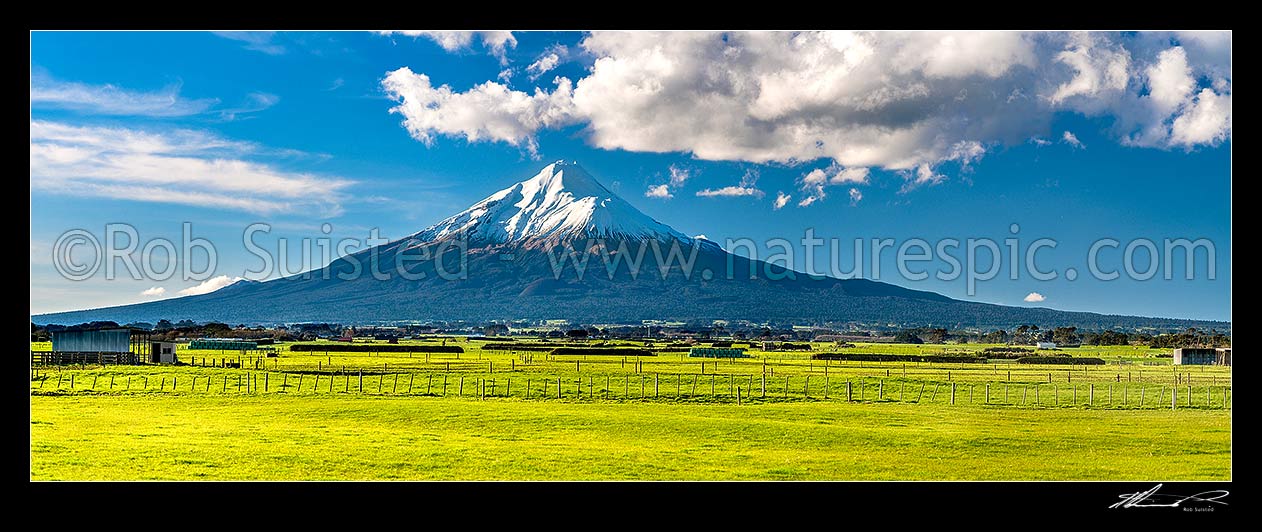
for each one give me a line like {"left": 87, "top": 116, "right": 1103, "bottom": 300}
{"left": 29, "top": 370, "right": 1232, "bottom": 410}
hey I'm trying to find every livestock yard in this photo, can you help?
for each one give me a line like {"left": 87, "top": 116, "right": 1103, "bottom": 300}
{"left": 29, "top": 338, "right": 1232, "bottom": 480}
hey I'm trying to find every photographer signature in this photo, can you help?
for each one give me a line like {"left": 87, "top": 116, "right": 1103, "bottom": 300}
{"left": 1110, "top": 484, "right": 1229, "bottom": 509}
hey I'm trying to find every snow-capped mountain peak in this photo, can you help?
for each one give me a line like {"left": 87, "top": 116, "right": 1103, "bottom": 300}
{"left": 415, "top": 161, "right": 692, "bottom": 247}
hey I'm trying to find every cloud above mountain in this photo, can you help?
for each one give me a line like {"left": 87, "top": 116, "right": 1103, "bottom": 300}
{"left": 383, "top": 31, "right": 1231, "bottom": 180}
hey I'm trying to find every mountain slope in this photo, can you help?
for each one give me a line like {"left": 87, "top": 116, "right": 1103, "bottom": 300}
{"left": 32, "top": 162, "right": 1224, "bottom": 331}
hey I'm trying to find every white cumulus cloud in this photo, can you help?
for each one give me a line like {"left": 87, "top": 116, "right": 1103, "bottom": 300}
{"left": 140, "top": 286, "right": 166, "bottom": 297}
{"left": 773, "top": 191, "right": 791, "bottom": 210}
{"left": 849, "top": 188, "right": 863, "bottom": 205}
{"left": 382, "top": 67, "right": 578, "bottom": 157}
{"left": 179, "top": 275, "right": 245, "bottom": 296}
{"left": 644, "top": 184, "right": 672, "bottom": 199}
{"left": 383, "top": 31, "right": 1231, "bottom": 183}
{"left": 1024, "top": 292, "right": 1046, "bottom": 302}
{"left": 527, "top": 53, "right": 561, "bottom": 80}
{"left": 797, "top": 164, "right": 870, "bottom": 206}
{"left": 381, "top": 31, "right": 517, "bottom": 64}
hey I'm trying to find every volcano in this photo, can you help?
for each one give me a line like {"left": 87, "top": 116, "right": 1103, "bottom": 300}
{"left": 33, "top": 161, "right": 1219, "bottom": 330}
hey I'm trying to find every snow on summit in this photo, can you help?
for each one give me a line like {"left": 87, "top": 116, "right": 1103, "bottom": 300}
{"left": 415, "top": 161, "right": 692, "bottom": 247}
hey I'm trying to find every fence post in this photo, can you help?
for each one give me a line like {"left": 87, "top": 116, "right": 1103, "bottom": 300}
{"left": 761, "top": 375, "right": 766, "bottom": 398}
{"left": 655, "top": 374, "right": 659, "bottom": 398}
{"left": 358, "top": 370, "right": 363, "bottom": 393}
{"left": 265, "top": 373, "right": 269, "bottom": 393}
{"left": 950, "top": 382, "right": 955, "bottom": 405}
{"left": 558, "top": 377, "right": 563, "bottom": 399}
{"left": 1089, "top": 384, "right": 1094, "bottom": 407}
{"left": 393, "top": 373, "right": 399, "bottom": 394}
{"left": 1171, "top": 386, "right": 1177, "bottom": 410}
{"left": 459, "top": 376, "right": 464, "bottom": 396}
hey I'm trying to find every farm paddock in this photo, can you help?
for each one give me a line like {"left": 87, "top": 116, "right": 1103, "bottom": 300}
{"left": 29, "top": 339, "right": 1231, "bottom": 480}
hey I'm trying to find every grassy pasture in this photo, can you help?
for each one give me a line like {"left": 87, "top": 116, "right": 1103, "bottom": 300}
{"left": 30, "top": 394, "right": 1231, "bottom": 480}
{"left": 29, "top": 339, "right": 1232, "bottom": 480}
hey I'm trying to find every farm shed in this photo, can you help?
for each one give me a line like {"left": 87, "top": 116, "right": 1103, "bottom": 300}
{"left": 149, "top": 341, "right": 177, "bottom": 364}
{"left": 1173, "top": 348, "right": 1231, "bottom": 366}
{"left": 38, "top": 327, "right": 154, "bottom": 365}
{"left": 52, "top": 328, "right": 130, "bottom": 353}
{"left": 1035, "top": 342, "right": 1057, "bottom": 349}
{"left": 689, "top": 347, "right": 750, "bottom": 358}
{"left": 1216, "top": 348, "right": 1232, "bottom": 366}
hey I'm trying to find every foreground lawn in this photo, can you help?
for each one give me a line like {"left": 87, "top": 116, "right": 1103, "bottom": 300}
{"left": 30, "top": 395, "right": 1230, "bottom": 480}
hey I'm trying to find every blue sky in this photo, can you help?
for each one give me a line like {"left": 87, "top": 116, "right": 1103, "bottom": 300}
{"left": 30, "top": 31, "right": 1231, "bottom": 322}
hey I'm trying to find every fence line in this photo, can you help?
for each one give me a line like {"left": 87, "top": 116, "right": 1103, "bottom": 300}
{"left": 28, "top": 370, "right": 1232, "bottom": 410}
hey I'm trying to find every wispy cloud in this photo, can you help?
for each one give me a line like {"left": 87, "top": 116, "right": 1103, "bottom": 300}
{"left": 325, "top": 78, "right": 345, "bottom": 91}
{"left": 216, "top": 92, "right": 280, "bottom": 121}
{"left": 140, "top": 286, "right": 166, "bottom": 297}
{"left": 31, "top": 75, "right": 218, "bottom": 117}
{"left": 849, "top": 188, "right": 863, "bottom": 206}
{"left": 213, "top": 31, "right": 286, "bottom": 55}
{"left": 1062, "top": 130, "right": 1086, "bottom": 149}
{"left": 696, "top": 186, "right": 764, "bottom": 198}
{"left": 798, "top": 164, "right": 870, "bottom": 206}
{"left": 31, "top": 74, "right": 277, "bottom": 120}
{"left": 30, "top": 120, "right": 353, "bottom": 216}
{"left": 178, "top": 275, "right": 244, "bottom": 296}
{"left": 696, "top": 169, "right": 764, "bottom": 199}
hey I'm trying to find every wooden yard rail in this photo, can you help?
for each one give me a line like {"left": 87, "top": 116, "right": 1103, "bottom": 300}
{"left": 31, "top": 351, "right": 141, "bottom": 366}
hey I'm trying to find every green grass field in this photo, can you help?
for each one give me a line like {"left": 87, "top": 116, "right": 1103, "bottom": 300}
{"left": 30, "top": 339, "right": 1232, "bottom": 480}
{"left": 30, "top": 394, "right": 1230, "bottom": 480}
